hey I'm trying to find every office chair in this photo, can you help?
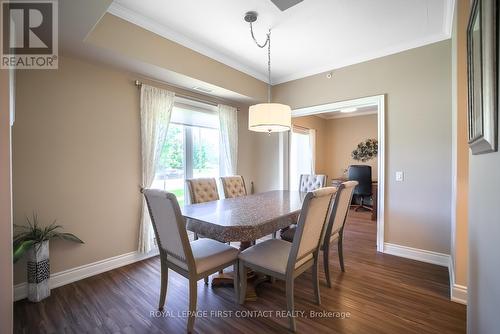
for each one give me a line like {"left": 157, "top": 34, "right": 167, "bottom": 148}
{"left": 348, "top": 165, "right": 373, "bottom": 211}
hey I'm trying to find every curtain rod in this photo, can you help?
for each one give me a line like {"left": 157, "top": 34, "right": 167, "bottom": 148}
{"left": 134, "top": 80, "right": 239, "bottom": 111}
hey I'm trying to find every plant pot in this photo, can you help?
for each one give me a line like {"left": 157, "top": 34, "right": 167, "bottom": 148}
{"left": 26, "top": 240, "right": 50, "bottom": 302}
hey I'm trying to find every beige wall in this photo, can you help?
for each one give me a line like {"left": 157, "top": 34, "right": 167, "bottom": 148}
{"left": 292, "top": 114, "right": 378, "bottom": 183}
{"left": 274, "top": 40, "right": 452, "bottom": 254}
{"left": 325, "top": 115, "right": 378, "bottom": 181}
{"left": 12, "top": 55, "right": 262, "bottom": 284}
{"left": 0, "top": 69, "right": 13, "bottom": 333}
{"left": 86, "top": 14, "right": 268, "bottom": 102}
{"left": 291, "top": 116, "right": 328, "bottom": 176}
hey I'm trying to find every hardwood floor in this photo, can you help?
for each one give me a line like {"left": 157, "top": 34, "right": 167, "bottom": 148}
{"left": 14, "top": 210, "right": 466, "bottom": 333}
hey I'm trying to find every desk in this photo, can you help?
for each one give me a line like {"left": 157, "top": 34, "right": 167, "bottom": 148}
{"left": 331, "top": 178, "right": 378, "bottom": 221}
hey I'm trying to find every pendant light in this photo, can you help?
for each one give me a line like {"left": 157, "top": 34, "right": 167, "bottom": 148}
{"left": 245, "top": 11, "right": 291, "bottom": 134}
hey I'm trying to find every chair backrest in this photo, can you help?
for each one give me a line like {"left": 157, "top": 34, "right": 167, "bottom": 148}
{"left": 220, "top": 175, "right": 247, "bottom": 198}
{"left": 348, "top": 165, "right": 372, "bottom": 196}
{"left": 143, "top": 189, "right": 194, "bottom": 271}
{"left": 299, "top": 174, "right": 327, "bottom": 192}
{"left": 287, "top": 187, "right": 336, "bottom": 272}
{"left": 186, "top": 178, "right": 220, "bottom": 204}
{"left": 323, "top": 181, "right": 358, "bottom": 243}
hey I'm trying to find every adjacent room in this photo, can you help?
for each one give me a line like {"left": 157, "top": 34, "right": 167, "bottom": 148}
{"left": 1, "top": 0, "right": 499, "bottom": 333}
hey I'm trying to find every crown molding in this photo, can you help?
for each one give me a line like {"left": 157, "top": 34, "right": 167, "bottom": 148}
{"left": 107, "top": 3, "right": 268, "bottom": 83}
{"left": 108, "top": 0, "right": 455, "bottom": 85}
{"left": 274, "top": 32, "right": 451, "bottom": 84}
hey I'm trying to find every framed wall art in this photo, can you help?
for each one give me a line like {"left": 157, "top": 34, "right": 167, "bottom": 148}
{"left": 467, "top": 0, "right": 498, "bottom": 154}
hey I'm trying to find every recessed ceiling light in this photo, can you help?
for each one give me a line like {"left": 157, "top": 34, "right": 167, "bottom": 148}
{"left": 192, "top": 86, "right": 213, "bottom": 93}
{"left": 340, "top": 107, "right": 357, "bottom": 113}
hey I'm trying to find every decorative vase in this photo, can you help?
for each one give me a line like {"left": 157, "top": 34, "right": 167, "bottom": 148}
{"left": 26, "top": 240, "right": 50, "bottom": 302}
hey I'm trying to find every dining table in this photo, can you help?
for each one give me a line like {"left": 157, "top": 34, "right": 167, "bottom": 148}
{"left": 181, "top": 190, "right": 306, "bottom": 300}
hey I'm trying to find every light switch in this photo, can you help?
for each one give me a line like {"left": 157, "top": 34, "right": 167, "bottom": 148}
{"left": 396, "top": 171, "right": 404, "bottom": 182}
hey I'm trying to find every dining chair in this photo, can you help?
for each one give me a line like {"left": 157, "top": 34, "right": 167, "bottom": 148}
{"left": 299, "top": 174, "right": 327, "bottom": 191}
{"left": 238, "top": 187, "right": 337, "bottom": 332}
{"left": 186, "top": 178, "right": 220, "bottom": 204}
{"left": 143, "top": 189, "right": 239, "bottom": 333}
{"left": 280, "top": 181, "right": 357, "bottom": 288}
{"left": 220, "top": 175, "right": 247, "bottom": 198}
{"left": 185, "top": 177, "right": 222, "bottom": 284}
{"left": 280, "top": 174, "right": 327, "bottom": 240}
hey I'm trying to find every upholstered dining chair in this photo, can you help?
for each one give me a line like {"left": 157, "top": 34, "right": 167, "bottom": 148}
{"left": 186, "top": 178, "right": 220, "bottom": 204}
{"left": 185, "top": 177, "right": 221, "bottom": 284}
{"left": 280, "top": 174, "right": 328, "bottom": 240}
{"left": 299, "top": 174, "right": 327, "bottom": 192}
{"left": 143, "top": 189, "right": 239, "bottom": 333}
{"left": 220, "top": 175, "right": 247, "bottom": 198}
{"left": 238, "top": 187, "right": 337, "bottom": 332}
{"left": 281, "top": 181, "right": 358, "bottom": 288}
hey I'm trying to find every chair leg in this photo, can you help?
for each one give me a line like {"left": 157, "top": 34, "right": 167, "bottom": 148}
{"left": 323, "top": 244, "right": 332, "bottom": 288}
{"left": 286, "top": 277, "right": 296, "bottom": 332}
{"left": 204, "top": 276, "right": 209, "bottom": 285}
{"left": 158, "top": 261, "right": 168, "bottom": 310}
{"left": 312, "top": 253, "right": 321, "bottom": 305}
{"left": 338, "top": 232, "right": 345, "bottom": 272}
{"left": 187, "top": 279, "right": 197, "bottom": 333}
{"left": 239, "top": 263, "right": 247, "bottom": 304}
{"left": 272, "top": 231, "right": 277, "bottom": 239}
{"left": 194, "top": 232, "right": 198, "bottom": 240}
{"left": 233, "top": 263, "right": 239, "bottom": 303}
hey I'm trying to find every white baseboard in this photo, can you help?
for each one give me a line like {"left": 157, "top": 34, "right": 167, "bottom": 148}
{"left": 383, "top": 242, "right": 450, "bottom": 267}
{"left": 14, "top": 249, "right": 159, "bottom": 301}
{"left": 450, "top": 284, "right": 467, "bottom": 304}
{"left": 383, "top": 242, "right": 467, "bottom": 305}
{"left": 448, "top": 259, "right": 468, "bottom": 305}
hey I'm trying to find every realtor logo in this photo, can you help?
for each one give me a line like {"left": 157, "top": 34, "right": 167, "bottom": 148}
{"left": 1, "top": 0, "right": 58, "bottom": 69}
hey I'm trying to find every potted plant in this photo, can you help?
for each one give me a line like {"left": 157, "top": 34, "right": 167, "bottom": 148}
{"left": 13, "top": 213, "right": 84, "bottom": 302}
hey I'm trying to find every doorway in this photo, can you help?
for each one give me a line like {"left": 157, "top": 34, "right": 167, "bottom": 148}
{"left": 279, "top": 95, "right": 386, "bottom": 252}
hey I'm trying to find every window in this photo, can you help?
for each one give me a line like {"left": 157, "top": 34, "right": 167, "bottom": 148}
{"left": 289, "top": 127, "right": 315, "bottom": 190}
{"left": 151, "top": 99, "right": 219, "bottom": 205}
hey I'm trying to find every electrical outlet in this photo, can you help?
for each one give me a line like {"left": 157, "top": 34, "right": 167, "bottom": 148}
{"left": 396, "top": 171, "right": 404, "bottom": 182}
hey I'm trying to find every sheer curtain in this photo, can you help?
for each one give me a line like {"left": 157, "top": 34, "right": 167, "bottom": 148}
{"left": 138, "top": 84, "right": 175, "bottom": 253}
{"left": 290, "top": 126, "right": 315, "bottom": 190}
{"left": 218, "top": 104, "right": 238, "bottom": 176}
{"left": 309, "top": 128, "right": 316, "bottom": 173}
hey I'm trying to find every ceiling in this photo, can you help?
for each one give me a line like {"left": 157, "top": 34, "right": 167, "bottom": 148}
{"left": 109, "top": 0, "right": 454, "bottom": 84}
{"left": 313, "top": 105, "right": 377, "bottom": 119}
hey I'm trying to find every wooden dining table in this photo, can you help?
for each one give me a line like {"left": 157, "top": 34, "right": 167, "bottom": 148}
{"left": 181, "top": 190, "right": 306, "bottom": 300}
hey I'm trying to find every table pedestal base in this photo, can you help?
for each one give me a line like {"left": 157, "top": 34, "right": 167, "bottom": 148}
{"left": 210, "top": 240, "right": 268, "bottom": 301}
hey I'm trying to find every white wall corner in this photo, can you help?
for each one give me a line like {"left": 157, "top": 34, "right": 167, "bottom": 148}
{"left": 14, "top": 249, "right": 159, "bottom": 302}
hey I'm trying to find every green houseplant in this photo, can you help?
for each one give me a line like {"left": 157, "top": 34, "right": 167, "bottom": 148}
{"left": 13, "top": 213, "right": 84, "bottom": 302}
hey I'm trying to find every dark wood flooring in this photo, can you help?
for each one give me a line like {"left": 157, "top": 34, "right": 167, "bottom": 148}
{"left": 14, "top": 210, "right": 466, "bottom": 333}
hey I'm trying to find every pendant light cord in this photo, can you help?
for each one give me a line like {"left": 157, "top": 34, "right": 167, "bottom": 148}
{"left": 249, "top": 22, "right": 272, "bottom": 103}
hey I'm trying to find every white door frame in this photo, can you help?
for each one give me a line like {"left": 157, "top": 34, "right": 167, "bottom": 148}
{"left": 279, "top": 94, "right": 386, "bottom": 252}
